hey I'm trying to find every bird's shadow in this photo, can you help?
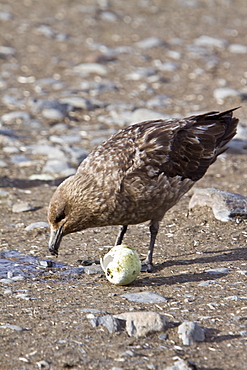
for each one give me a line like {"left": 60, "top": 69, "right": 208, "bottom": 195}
{"left": 204, "top": 327, "right": 242, "bottom": 343}
{"left": 136, "top": 246, "right": 247, "bottom": 287}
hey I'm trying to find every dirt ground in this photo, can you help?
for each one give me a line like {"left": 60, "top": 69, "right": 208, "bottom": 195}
{"left": 1, "top": 1, "right": 247, "bottom": 369}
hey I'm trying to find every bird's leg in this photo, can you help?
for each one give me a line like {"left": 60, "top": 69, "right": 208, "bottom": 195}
{"left": 115, "top": 225, "right": 128, "bottom": 245}
{"left": 143, "top": 220, "right": 159, "bottom": 272}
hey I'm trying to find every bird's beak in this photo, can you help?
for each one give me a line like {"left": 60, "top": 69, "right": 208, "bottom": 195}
{"left": 48, "top": 225, "right": 63, "bottom": 255}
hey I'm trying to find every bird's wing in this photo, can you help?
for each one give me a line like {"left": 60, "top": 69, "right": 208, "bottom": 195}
{"left": 164, "top": 110, "right": 238, "bottom": 181}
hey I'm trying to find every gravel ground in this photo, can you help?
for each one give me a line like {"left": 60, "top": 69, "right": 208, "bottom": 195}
{"left": 1, "top": 0, "right": 247, "bottom": 369}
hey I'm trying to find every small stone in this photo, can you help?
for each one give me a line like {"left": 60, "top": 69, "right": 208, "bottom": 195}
{"left": 49, "top": 134, "right": 81, "bottom": 144}
{"left": 43, "top": 159, "right": 75, "bottom": 176}
{"left": 25, "top": 222, "right": 49, "bottom": 231}
{"left": 26, "top": 144, "right": 65, "bottom": 159}
{"left": 12, "top": 201, "right": 34, "bottom": 213}
{"left": 154, "top": 61, "right": 178, "bottom": 72}
{"left": 87, "top": 314, "right": 124, "bottom": 333}
{"left": 135, "top": 36, "right": 164, "bottom": 49}
{"left": 0, "top": 189, "right": 9, "bottom": 197}
{"left": 146, "top": 94, "right": 171, "bottom": 108}
{"left": 36, "top": 360, "right": 50, "bottom": 370}
{"left": 84, "top": 265, "right": 103, "bottom": 275}
{"left": 115, "top": 311, "right": 167, "bottom": 337}
{"left": 16, "top": 293, "right": 31, "bottom": 300}
{"left": 0, "top": 46, "right": 16, "bottom": 57}
{"left": 189, "top": 187, "right": 247, "bottom": 222}
{"left": 164, "top": 358, "right": 193, "bottom": 370}
{"left": 11, "top": 275, "right": 24, "bottom": 281}
{"left": 29, "top": 98, "right": 71, "bottom": 115}
{"left": 60, "top": 96, "right": 94, "bottom": 110}
{"left": 11, "top": 154, "right": 32, "bottom": 165}
{"left": 228, "top": 44, "right": 247, "bottom": 54}
{"left": 36, "top": 25, "right": 55, "bottom": 38}
{"left": 121, "top": 291, "right": 168, "bottom": 303}
{"left": 131, "top": 108, "right": 170, "bottom": 123}
{"left": 126, "top": 67, "right": 156, "bottom": 81}
{"left": 29, "top": 174, "right": 54, "bottom": 181}
{"left": 100, "top": 11, "right": 118, "bottom": 22}
{"left": 0, "top": 278, "right": 13, "bottom": 284}
{"left": 198, "top": 280, "right": 218, "bottom": 287}
{"left": 237, "top": 270, "right": 247, "bottom": 276}
{"left": 194, "top": 35, "right": 227, "bottom": 48}
{"left": 240, "top": 331, "right": 247, "bottom": 337}
{"left": 38, "top": 260, "right": 53, "bottom": 268}
{"left": 1, "top": 111, "right": 30, "bottom": 123}
{"left": 178, "top": 321, "right": 205, "bottom": 345}
{"left": 0, "top": 11, "right": 13, "bottom": 21}
{"left": 206, "top": 268, "right": 229, "bottom": 275}
{"left": 0, "top": 324, "right": 25, "bottom": 331}
{"left": 159, "top": 333, "right": 168, "bottom": 340}
{"left": 3, "top": 288, "right": 13, "bottom": 294}
{"left": 73, "top": 63, "right": 108, "bottom": 76}
{"left": 213, "top": 87, "right": 240, "bottom": 101}
{"left": 42, "top": 108, "right": 65, "bottom": 120}
{"left": 0, "top": 160, "right": 8, "bottom": 167}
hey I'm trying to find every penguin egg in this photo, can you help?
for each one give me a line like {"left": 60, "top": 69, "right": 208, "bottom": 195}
{"left": 100, "top": 245, "right": 141, "bottom": 285}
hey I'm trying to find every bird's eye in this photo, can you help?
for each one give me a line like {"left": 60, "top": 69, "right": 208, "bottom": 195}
{"left": 55, "top": 210, "right": 66, "bottom": 224}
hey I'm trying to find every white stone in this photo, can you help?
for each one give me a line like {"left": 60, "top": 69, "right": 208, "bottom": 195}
{"left": 178, "top": 321, "right": 205, "bottom": 345}
{"left": 115, "top": 311, "right": 167, "bottom": 337}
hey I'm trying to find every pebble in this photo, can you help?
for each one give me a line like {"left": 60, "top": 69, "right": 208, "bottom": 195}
{"left": 38, "top": 260, "right": 53, "bottom": 268}
{"left": 29, "top": 173, "right": 54, "bottom": 181}
{"left": 87, "top": 314, "right": 123, "bottom": 333}
{"left": 84, "top": 265, "right": 103, "bottom": 275}
{"left": 146, "top": 94, "right": 171, "bottom": 108}
{"left": 131, "top": 108, "right": 170, "bottom": 123}
{"left": 164, "top": 358, "right": 193, "bottom": 370}
{"left": 60, "top": 96, "right": 95, "bottom": 110}
{"left": 194, "top": 35, "right": 227, "bottom": 48}
{"left": 0, "top": 11, "right": 13, "bottom": 21}
{"left": 25, "top": 222, "right": 49, "bottom": 231}
{"left": 1, "top": 111, "right": 31, "bottom": 124}
{"left": 198, "top": 280, "right": 218, "bottom": 287}
{"left": 0, "top": 324, "right": 26, "bottom": 332}
{"left": 42, "top": 159, "right": 75, "bottom": 176}
{"left": 25, "top": 143, "right": 66, "bottom": 159}
{"left": 42, "top": 108, "right": 65, "bottom": 120}
{"left": 178, "top": 321, "right": 205, "bottom": 345}
{"left": 126, "top": 67, "right": 156, "bottom": 81}
{"left": 159, "top": 333, "right": 168, "bottom": 340}
{"left": 73, "top": 63, "right": 108, "bottom": 76}
{"left": 121, "top": 291, "right": 168, "bottom": 303}
{"left": 115, "top": 311, "right": 167, "bottom": 337}
{"left": 12, "top": 202, "right": 34, "bottom": 213}
{"left": 189, "top": 187, "right": 247, "bottom": 222}
{"left": 0, "top": 160, "right": 8, "bottom": 167}
{"left": 29, "top": 98, "right": 72, "bottom": 116}
{"left": 135, "top": 36, "right": 164, "bottom": 49}
{"left": 0, "top": 189, "right": 9, "bottom": 197}
{"left": 0, "top": 46, "right": 16, "bottom": 57}
{"left": 206, "top": 268, "right": 229, "bottom": 275}
{"left": 213, "top": 87, "right": 240, "bottom": 101}
{"left": 16, "top": 293, "right": 31, "bottom": 300}
{"left": 36, "top": 360, "right": 50, "bottom": 370}
{"left": 228, "top": 44, "right": 247, "bottom": 54}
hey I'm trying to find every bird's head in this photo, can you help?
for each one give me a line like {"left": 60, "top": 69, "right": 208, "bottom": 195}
{"left": 47, "top": 176, "right": 86, "bottom": 255}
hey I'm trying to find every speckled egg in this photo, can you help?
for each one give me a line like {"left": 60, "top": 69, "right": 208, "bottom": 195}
{"left": 100, "top": 245, "right": 141, "bottom": 285}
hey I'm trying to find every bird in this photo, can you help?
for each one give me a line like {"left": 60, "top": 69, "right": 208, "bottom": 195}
{"left": 48, "top": 108, "right": 239, "bottom": 272}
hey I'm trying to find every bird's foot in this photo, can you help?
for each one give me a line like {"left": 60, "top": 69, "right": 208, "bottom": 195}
{"left": 141, "top": 262, "right": 153, "bottom": 273}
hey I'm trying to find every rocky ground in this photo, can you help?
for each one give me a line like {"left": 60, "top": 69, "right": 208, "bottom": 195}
{"left": 1, "top": 0, "right": 247, "bottom": 369}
